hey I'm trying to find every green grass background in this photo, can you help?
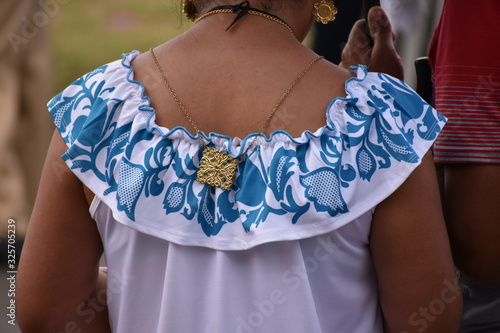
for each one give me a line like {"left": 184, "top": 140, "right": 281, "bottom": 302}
{"left": 50, "top": 0, "right": 192, "bottom": 94}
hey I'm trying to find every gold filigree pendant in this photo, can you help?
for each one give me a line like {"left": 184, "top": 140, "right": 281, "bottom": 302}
{"left": 196, "top": 146, "right": 238, "bottom": 191}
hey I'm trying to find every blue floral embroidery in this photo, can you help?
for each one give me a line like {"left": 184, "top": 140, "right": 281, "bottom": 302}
{"left": 117, "top": 158, "right": 146, "bottom": 220}
{"left": 356, "top": 145, "right": 376, "bottom": 181}
{"left": 48, "top": 55, "right": 445, "bottom": 238}
{"left": 163, "top": 151, "right": 200, "bottom": 218}
{"left": 269, "top": 147, "right": 295, "bottom": 201}
{"left": 300, "top": 167, "right": 348, "bottom": 216}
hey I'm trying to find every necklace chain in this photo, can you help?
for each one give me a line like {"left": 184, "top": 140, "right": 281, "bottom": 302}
{"left": 195, "top": 9, "right": 295, "bottom": 36}
{"left": 150, "top": 49, "right": 203, "bottom": 136}
{"left": 149, "top": 4, "right": 323, "bottom": 190}
{"left": 150, "top": 48, "right": 323, "bottom": 154}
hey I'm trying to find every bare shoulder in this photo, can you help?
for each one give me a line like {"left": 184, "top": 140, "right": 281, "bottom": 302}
{"left": 314, "top": 59, "right": 355, "bottom": 96}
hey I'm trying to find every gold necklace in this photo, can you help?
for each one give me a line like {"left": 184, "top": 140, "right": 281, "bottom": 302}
{"left": 195, "top": 9, "right": 295, "bottom": 36}
{"left": 150, "top": 48, "right": 322, "bottom": 190}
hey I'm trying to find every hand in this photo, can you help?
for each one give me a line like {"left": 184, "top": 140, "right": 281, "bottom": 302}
{"left": 97, "top": 266, "right": 108, "bottom": 293}
{"left": 339, "top": 6, "right": 404, "bottom": 80}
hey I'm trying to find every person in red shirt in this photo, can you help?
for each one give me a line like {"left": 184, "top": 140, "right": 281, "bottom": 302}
{"left": 429, "top": 0, "right": 500, "bottom": 330}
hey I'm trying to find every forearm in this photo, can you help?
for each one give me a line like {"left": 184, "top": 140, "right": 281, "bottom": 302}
{"left": 17, "top": 266, "right": 110, "bottom": 333}
{"left": 380, "top": 275, "right": 462, "bottom": 333}
{"left": 71, "top": 267, "right": 111, "bottom": 333}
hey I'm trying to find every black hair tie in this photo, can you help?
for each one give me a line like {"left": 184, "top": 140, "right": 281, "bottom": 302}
{"left": 222, "top": 1, "right": 251, "bottom": 31}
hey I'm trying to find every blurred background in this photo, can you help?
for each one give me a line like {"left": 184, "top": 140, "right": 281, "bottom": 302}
{"left": 1, "top": 2, "right": 191, "bottom": 332}
{"left": 1, "top": 1, "right": 442, "bottom": 332}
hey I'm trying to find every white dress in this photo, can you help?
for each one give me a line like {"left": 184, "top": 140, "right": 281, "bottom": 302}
{"left": 48, "top": 51, "right": 446, "bottom": 332}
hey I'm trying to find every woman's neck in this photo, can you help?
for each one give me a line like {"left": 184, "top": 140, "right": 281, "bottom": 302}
{"left": 194, "top": 0, "right": 315, "bottom": 42}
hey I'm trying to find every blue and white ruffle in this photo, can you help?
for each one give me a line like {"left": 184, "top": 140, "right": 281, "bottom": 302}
{"left": 48, "top": 51, "right": 446, "bottom": 250}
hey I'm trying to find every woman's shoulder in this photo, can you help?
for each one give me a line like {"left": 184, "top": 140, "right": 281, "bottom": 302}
{"left": 49, "top": 51, "right": 141, "bottom": 105}
{"left": 47, "top": 51, "right": 146, "bottom": 144}
{"left": 331, "top": 66, "right": 445, "bottom": 136}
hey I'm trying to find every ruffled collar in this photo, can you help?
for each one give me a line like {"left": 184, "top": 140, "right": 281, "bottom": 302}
{"left": 120, "top": 50, "right": 368, "bottom": 157}
{"left": 48, "top": 50, "right": 445, "bottom": 250}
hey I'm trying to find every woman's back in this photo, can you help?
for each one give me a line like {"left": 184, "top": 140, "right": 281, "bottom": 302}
{"left": 87, "top": 36, "right": 389, "bottom": 330}
{"left": 131, "top": 15, "right": 351, "bottom": 140}
{"left": 38, "top": 47, "right": 447, "bottom": 330}
{"left": 16, "top": 3, "right": 462, "bottom": 333}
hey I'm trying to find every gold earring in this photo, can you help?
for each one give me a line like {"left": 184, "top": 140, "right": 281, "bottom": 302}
{"left": 183, "top": 0, "right": 198, "bottom": 21}
{"left": 313, "top": 0, "right": 338, "bottom": 24}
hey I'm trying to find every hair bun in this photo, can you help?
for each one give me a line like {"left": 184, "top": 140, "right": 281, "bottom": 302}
{"left": 183, "top": 0, "right": 198, "bottom": 21}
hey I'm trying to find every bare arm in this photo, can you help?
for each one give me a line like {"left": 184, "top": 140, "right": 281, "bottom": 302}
{"left": 16, "top": 130, "right": 111, "bottom": 333}
{"left": 371, "top": 152, "right": 462, "bottom": 332}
